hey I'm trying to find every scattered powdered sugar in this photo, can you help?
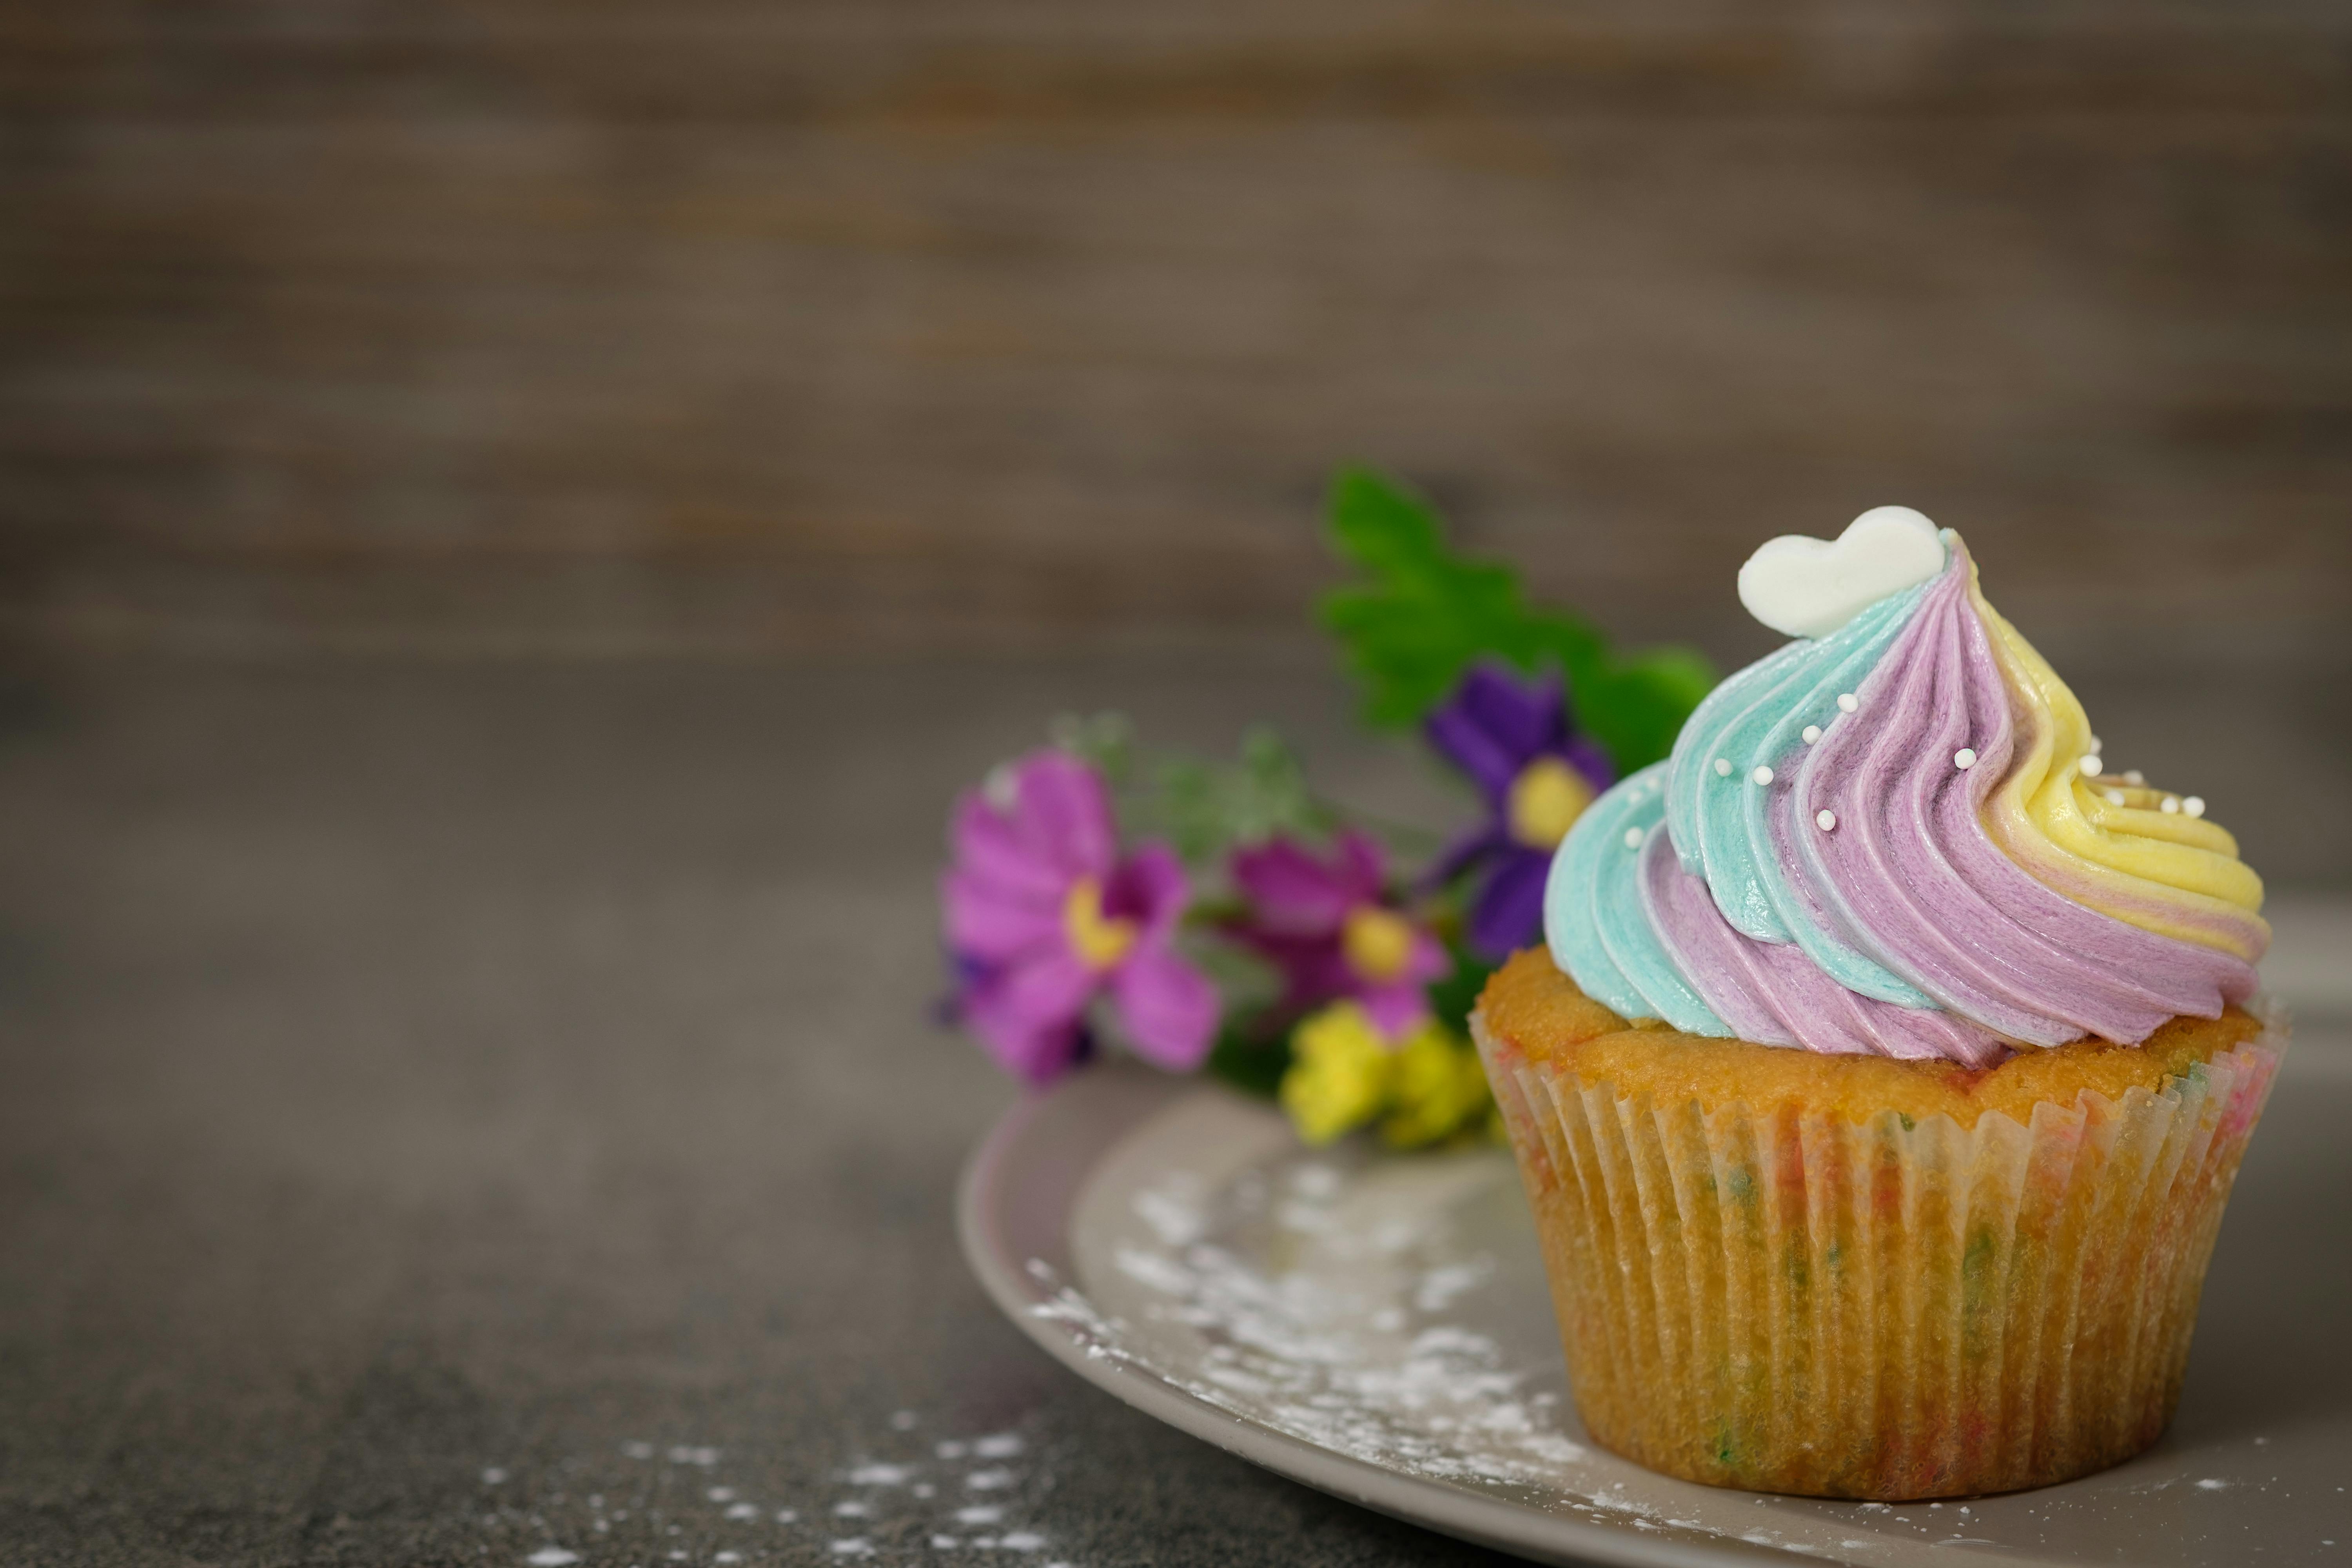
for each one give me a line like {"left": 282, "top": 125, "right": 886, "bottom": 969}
{"left": 1412, "top": 1261, "right": 1491, "bottom": 1313}
{"left": 1062, "top": 1158, "right": 1592, "bottom": 1496}
{"left": 1132, "top": 1172, "right": 1209, "bottom": 1247}
{"left": 846, "top": 1462, "right": 916, "bottom": 1486}
{"left": 1290, "top": 1163, "right": 1341, "bottom": 1200}
{"left": 470, "top": 1423, "right": 1060, "bottom": 1563}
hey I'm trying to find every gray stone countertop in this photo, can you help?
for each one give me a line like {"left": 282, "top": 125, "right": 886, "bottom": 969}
{"left": 2, "top": 651, "right": 2344, "bottom": 1568}
{"left": 0, "top": 652, "right": 1529, "bottom": 1568}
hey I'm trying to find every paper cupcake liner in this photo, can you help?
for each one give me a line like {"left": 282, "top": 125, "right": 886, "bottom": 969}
{"left": 1472, "top": 1011, "right": 2284, "bottom": 1499}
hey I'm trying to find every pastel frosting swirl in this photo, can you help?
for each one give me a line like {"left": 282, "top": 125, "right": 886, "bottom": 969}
{"left": 1545, "top": 531, "right": 2266, "bottom": 1065}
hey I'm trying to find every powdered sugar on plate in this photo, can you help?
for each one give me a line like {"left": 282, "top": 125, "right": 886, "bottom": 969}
{"left": 1057, "top": 1129, "right": 1614, "bottom": 1498}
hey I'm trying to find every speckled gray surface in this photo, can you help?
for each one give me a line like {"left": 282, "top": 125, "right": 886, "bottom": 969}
{"left": 0, "top": 652, "right": 1528, "bottom": 1567}
{"left": 0, "top": 651, "right": 2343, "bottom": 1568}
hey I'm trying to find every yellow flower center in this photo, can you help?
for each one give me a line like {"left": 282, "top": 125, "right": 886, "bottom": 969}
{"left": 1340, "top": 904, "right": 1417, "bottom": 984}
{"left": 1506, "top": 755, "right": 1595, "bottom": 849}
{"left": 1062, "top": 876, "right": 1138, "bottom": 971}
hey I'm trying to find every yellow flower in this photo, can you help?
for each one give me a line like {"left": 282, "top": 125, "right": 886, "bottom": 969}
{"left": 1379, "top": 1022, "right": 1494, "bottom": 1150}
{"left": 1279, "top": 1002, "right": 1395, "bottom": 1145}
{"left": 1339, "top": 904, "right": 1417, "bottom": 983}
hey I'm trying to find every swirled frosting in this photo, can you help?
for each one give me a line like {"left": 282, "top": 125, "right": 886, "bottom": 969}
{"left": 1546, "top": 526, "right": 2266, "bottom": 1065}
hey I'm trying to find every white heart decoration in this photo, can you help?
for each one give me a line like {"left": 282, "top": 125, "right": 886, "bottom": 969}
{"left": 1736, "top": 506, "right": 1948, "bottom": 640}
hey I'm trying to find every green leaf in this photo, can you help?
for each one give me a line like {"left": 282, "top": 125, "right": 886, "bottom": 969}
{"left": 1145, "top": 726, "right": 1333, "bottom": 865}
{"left": 1567, "top": 645, "right": 1719, "bottom": 780}
{"left": 1203, "top": 1013, "right": 1290, "bottom": 1100}
{"left": 1318, "top": 466, "right": 1715, "bottom": 773}
{"left": 1424, "top": 942, "right": 1498, "bottom": 1036}
{"left": 1319, "top": 468, "right": 1593, "bottom": 728}
{"left": 1048, "top": 710, "right": 1136, "bottom": 782}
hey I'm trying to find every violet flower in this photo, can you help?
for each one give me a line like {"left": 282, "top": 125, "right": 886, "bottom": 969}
{"left": 942, "top": 751, "right": 1218, "bottom": 1082}
{"left": 1425, "top": 663, "right": 1615, "bottom": 961}
{"left": 1226, "top": 829, "right": 1447, "bottom": 1038}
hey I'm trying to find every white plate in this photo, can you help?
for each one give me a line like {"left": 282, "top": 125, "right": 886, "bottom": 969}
{"left": 961, "top": 1037, "right": 2352, "bottom": 1567}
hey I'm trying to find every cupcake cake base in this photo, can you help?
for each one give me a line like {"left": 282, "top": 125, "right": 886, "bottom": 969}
{"left": 1475, "top": 949, "right": 2285, "bottom": 1501}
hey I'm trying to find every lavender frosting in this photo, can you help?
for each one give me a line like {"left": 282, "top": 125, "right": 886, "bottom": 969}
{"left": 1545, "top": 533, "right": 2266, "bottom": 1065}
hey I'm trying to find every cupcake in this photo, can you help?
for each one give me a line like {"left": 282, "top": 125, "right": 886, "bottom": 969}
{"left": 1473, "top": 508, "right": 2282, "bottom": 1500}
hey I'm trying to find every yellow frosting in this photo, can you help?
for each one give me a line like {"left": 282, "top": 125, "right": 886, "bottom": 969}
{"left": 1967, "top": 562, "right": 2267, "bottom": 963}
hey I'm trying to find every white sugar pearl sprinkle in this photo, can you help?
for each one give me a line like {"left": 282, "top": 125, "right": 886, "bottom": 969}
{"left": 1801, "top": 724, "right": 1822, "bottom": 744}
{"left": 2183, "top": 795, "right": 2206, "bottom": 818}
{"left": 1836, "top": 693, "right": 1858, "bottom": 713}
{"left": 2160, "top": 796, "right": 2180, "bottom": 814}
{"left": 1815, "top": 809, "right": 1837, "bottom": 831}
{"left": 2123, "top": 769, "right": 2144, "bottom": 784}
{"left": 1713, "top": 757, "right": 1732, "bottom": 777}
{"left": 1751, "top": 766, "right": 1774, "bottom": 786}
{"left": 2104, "top": 788, "right": 2125, "bottom": 805}
{"left": 1953, "top": 747, "right": 1976, "bottom": 770}
{"left": 2079, "top": 755, "right": 2103, "bottom": 777}
{"left": 1624, "top": 826, "right": 1644, "bottom": 849}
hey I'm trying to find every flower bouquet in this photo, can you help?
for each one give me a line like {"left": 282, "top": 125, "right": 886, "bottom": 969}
{"left": 937, "top": 470, "right": 1716, "bottom": 1148}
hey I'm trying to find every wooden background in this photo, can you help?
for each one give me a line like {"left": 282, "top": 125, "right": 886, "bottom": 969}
{"left": 2, "top": 0, "right": 2348, "bottom": 677}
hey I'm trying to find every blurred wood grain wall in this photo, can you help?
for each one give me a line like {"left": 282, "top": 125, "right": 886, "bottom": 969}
{"left": 2, "top": 0, "right": 2348, "bottom": 673}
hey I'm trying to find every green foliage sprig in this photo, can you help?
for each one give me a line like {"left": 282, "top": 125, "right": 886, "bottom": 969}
{"left": 1318, "top": 468, "right": 1715, "bottom": 773}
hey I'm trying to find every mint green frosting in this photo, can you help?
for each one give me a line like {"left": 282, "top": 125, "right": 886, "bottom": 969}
{"left": 1543, "top": 762, "right": 1730, "bottom": 1035}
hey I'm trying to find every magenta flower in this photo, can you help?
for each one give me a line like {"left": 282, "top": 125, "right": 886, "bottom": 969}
{"left": 942, "top": 751, "right": 1219, "bottom": 1083}
{"left": 1425, "top": 663, "right": 1615, "bottom": 961}
{"left": 1225, "top": 830, "right": 1447, "bottom": 1038}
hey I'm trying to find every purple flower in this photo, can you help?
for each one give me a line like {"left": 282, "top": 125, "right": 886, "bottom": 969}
{"left": 1226, "top": 830, "right": 1447, "bottom": 1039}
{"left": 942, "top": 751, "right": 1219, "bottom": 1083}
{"left": 1425, "top": 663, "right": 1615, "bottom": 961}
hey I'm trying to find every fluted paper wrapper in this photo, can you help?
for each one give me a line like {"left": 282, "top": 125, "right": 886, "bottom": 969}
{"left": 1473, "top": 1012, "right": 2283, "bottom": 1499}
